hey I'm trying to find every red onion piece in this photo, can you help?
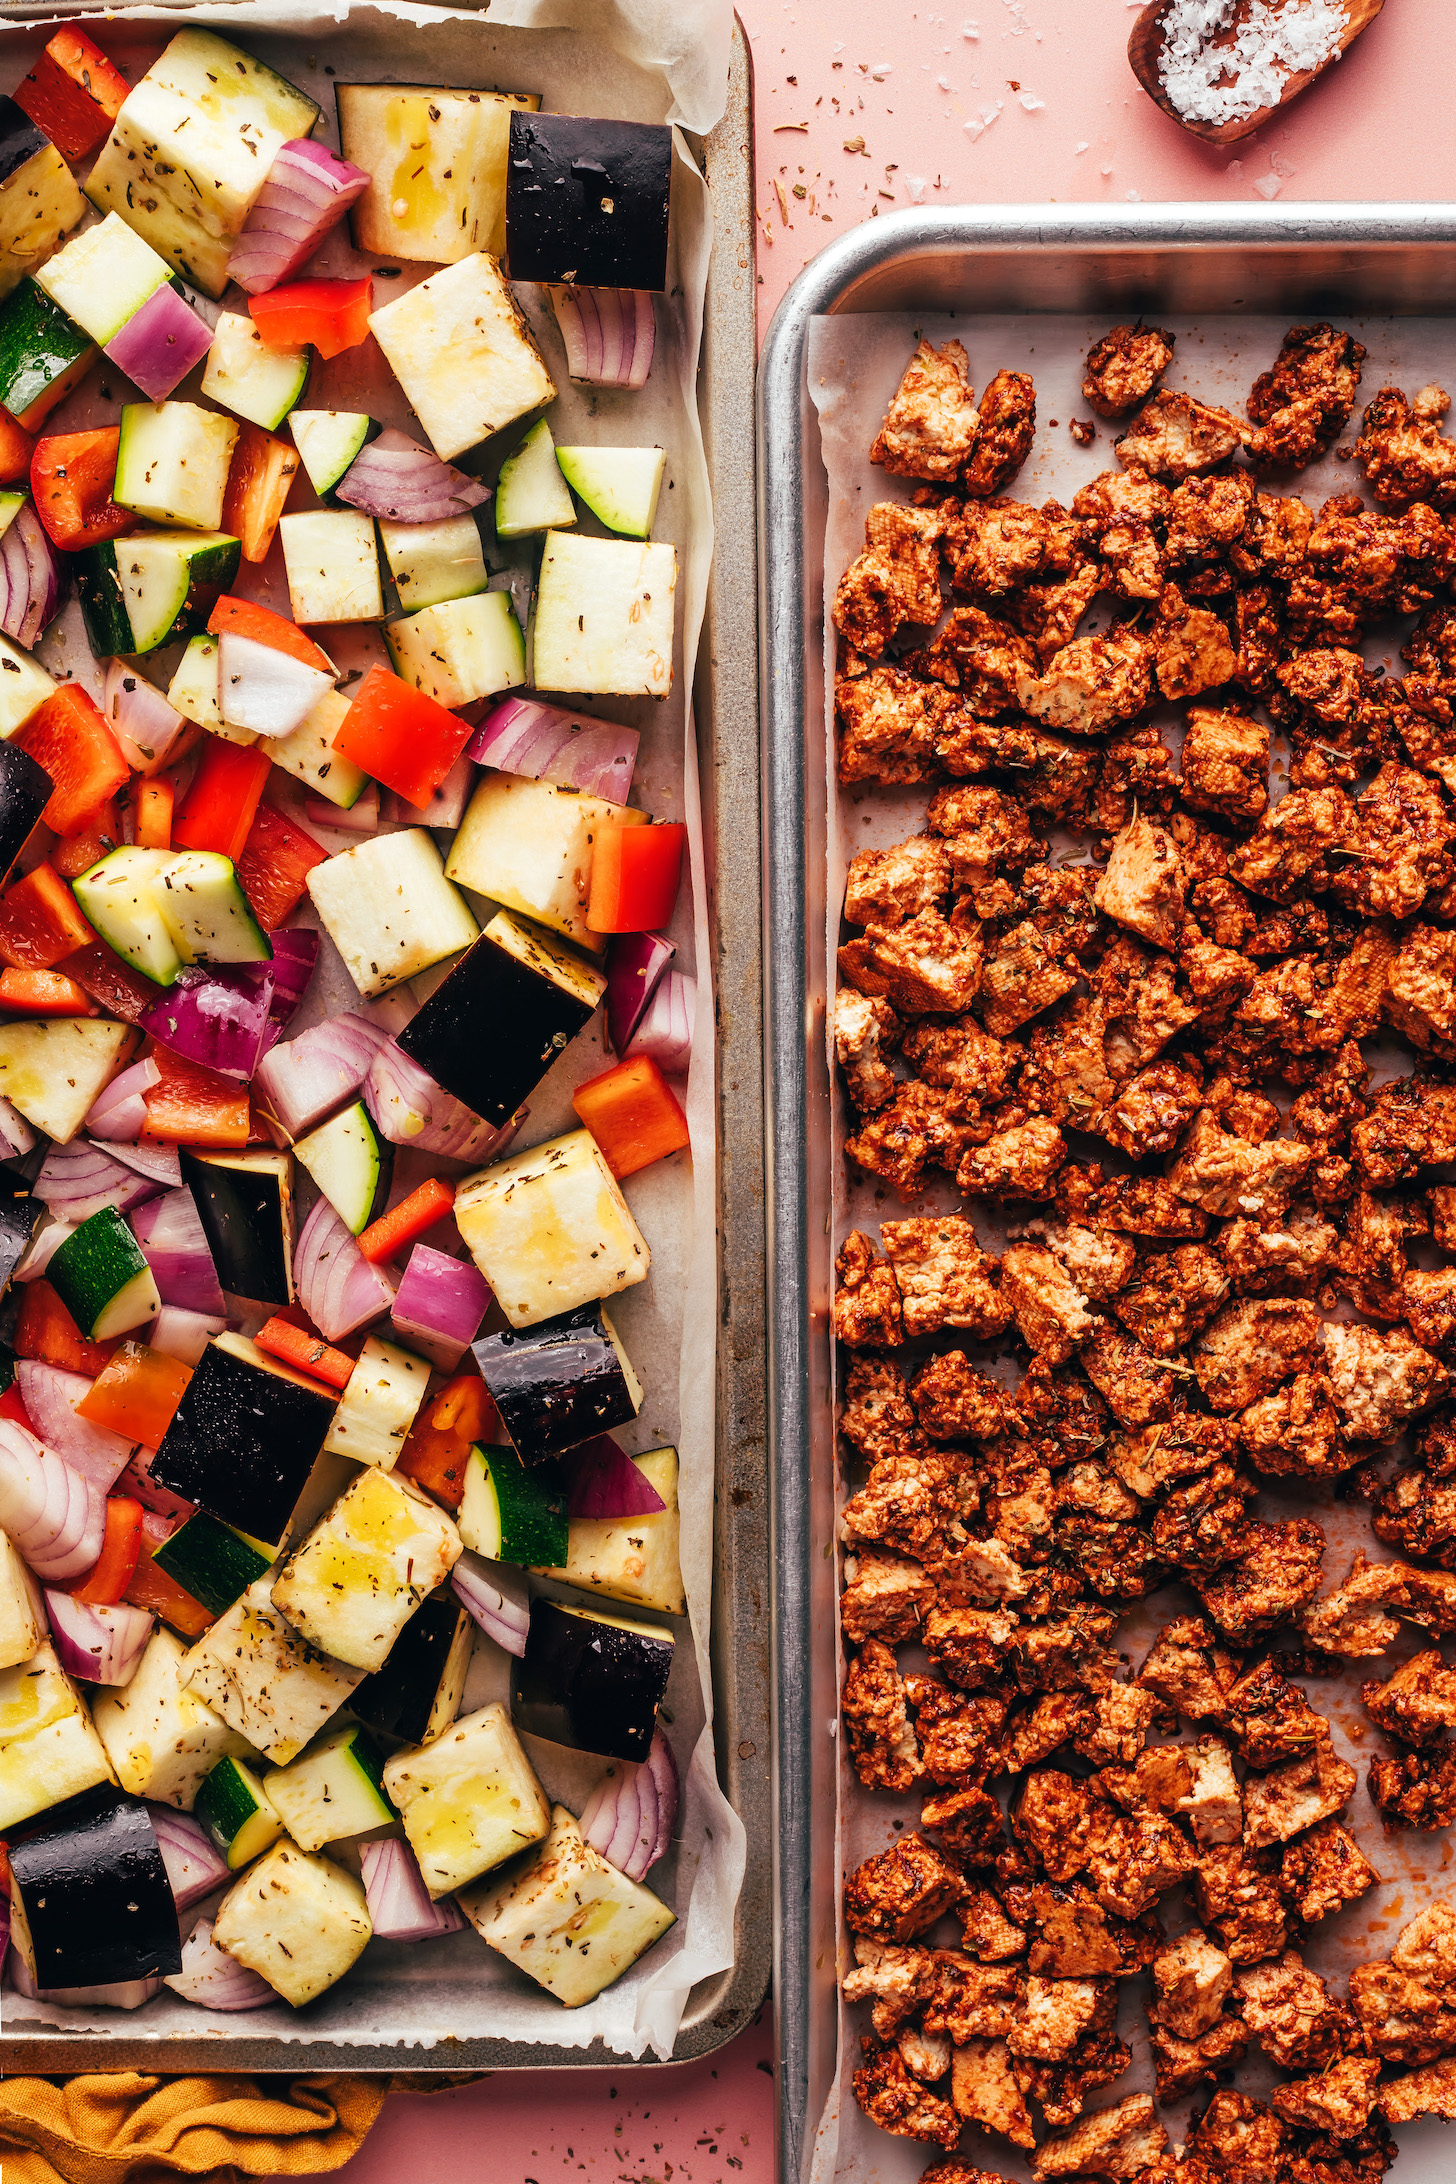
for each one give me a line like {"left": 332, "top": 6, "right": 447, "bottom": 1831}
{"left": 86, "top": 1058, "right": 162, "bottom": 1142}
{"left": 578, "top": 1726, "right": 678, "bottom": 1881}
{"left": 264, "top": 930, "right": 319, "bottom": 1043}
{"left": 254, "top": 1013, "right": 391, "bottom": 1139}
{"left": 147, "top": 1805, "right": 230, "bottom": 1911}
{"left": 0, "top": 1420, "right": 104, "bottom": 1579}
{"left": 359, "top": 1838, "right": 467, "bottom": 1941}
{"left": 0, "top": 501, "right": 60, "bottom": 651}
{"left": 102, "top": 1140, "right": 182, "bottom": 1192}
{"left": 294, "top": 1195, "right": 397, "bottom": 1343}
{"left": 140, "top": 963, "right": 276, "bottom": 1082}
{"left": 391, "top": 1245, "right": 491, "bottom": 1372}
{"left": 626, "top": 971, "right": 694, "bottom": 1076}
{"left": 164, "top": 1918, "right": 274, "bottom": 2010}
{"left": 465, "top": 696, "right": 637, "bottom": 804}
{"left": 118, "top": 1442, "right": 197, "bottom": 1522}
{"left": 131, "top": 1190, "right": 226, "bottom": 1316}
{"left": 16, "top": 1361, "right": 134, "bottom": 1491}
{"left": 336, "top": 428, "right": 491, "bottom": 524}
{"left": 102, "top": 661, "right": 190, "bottom": 776}
{"left": 228, "top": 138, "right": 371, "bottom": 295}
{"left": 365, "top": 1040, "right": 523, "bottom": 1163}
{"left": 380, "top": 756, "right": 474, "bottom": 831}
{"left": 144, "top": 1309, "right": 226, "bottom": 1372}
{"left": 549, "top": 285, "right": 656, "bottom": 389}
{"left": 605, "top": 931, "right": 675, "bottom": 1057}
{"left": 103, "top": 283, "right": 214, "bottom": 402}
{"left": 8, "top": 1950, "right": 164, "bottom": 2010}
{"left": 0, "top": 1092, "right": 36, "bottom": 1158}
{"left": 15, "top": 1219, "right": 74, "bottom": 1284}
{"left": 36, "top": 1141, "right": 164, "bottom": 1223}
{"left": 43, "top": 1589, "right": 154, "bottom": 1685}
{"left": 139, "top": 1506, "right": 182, "bottom": 1552}
{"left": 450, "top": 1549, "right": 529, "bottom": 1657}
{"left": 305, "top": 782, "right": 379, "bottom": 836}
{"left": 564, "top": 1436, "right": 667, "bottom": 1520}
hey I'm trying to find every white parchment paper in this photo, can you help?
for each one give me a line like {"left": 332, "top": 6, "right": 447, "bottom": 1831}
{"left": 807, "top": 308, "right": 1456, "bottom": 2179}
{"left": 487, "top": 0, "right": 733, "bottom": 135}
{"left": 0, "top": 0, "right": 742, "bottom": 2062}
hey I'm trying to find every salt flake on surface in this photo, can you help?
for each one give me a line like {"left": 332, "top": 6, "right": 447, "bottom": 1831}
{"left": 1158, "top": 0, "right": 1346, "bottom": 126}
{"left": 1253, "top": 169, "right": 1283, "bottom": 196}
{"left": 1019, "top": 90, "right": 1045, "bottom": 107}
{"left": 964, "top": 98, "right": 1004, "bottom": 137}
{"left": 905, "top": 174, "right": 928, "bottom": 200}
{"left": 870, "top": 62, "right": 893, "bottom": 78}
{"left": 1075, "top": 138, "right": 1090, "bottom": 151}
{"left": 962, "top": 17, "right": 981, "bottom": 35}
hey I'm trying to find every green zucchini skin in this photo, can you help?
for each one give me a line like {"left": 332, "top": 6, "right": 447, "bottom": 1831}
{"left": 153, "top": 1512, "right": 271, "bottom": 1617}
{"left": 8, "top": 1784, "right": 183, "bottom": 1986}
{"left": 0, "top": 277, "right": 90, "bottom": 420}
{"left": 350, "top": 1591, "right": 470, "bottom": 1745}
{"left": 73, "top": 542, "right": 133, "bottom": 656}
{"left": 47, "top": 1207, "right": 150, "bottom": 1339}
{"left": 512, "top": 1597, "right": 672, "bottom": 1763}
{"left": 152, "top": 1341, "right": 337, "bottom": 1544}
{"left": 193, "top": 1754, "right": 282, "bottom": 1868}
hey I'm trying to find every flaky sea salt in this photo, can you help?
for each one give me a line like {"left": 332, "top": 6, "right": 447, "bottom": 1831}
{"left": 1158, "top": 0, "right": 1346, "bottom": 126}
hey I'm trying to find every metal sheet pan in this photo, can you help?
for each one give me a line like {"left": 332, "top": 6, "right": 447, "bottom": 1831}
{"left": 757, "top": 202, "right": 1456, "bottom": 2183}
{"left": 0, "top": 15, "right": 767, "bottom": 2078}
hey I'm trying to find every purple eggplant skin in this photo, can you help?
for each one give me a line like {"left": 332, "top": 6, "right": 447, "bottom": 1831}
{"left": 0, "top": 97, "right": 51, "bottom": 188}
{"left": 351, "top": 1592, "right": 470, "bottom": 1745}
{"left": 0, "top": 1186, "right": 41, "bottom": 1291}
{"left": 0, "top": 739, "right": 53, "bottom": 885}
{"left": 473, "top": 1303, "right": 638, "bottom": 1467}
{"left": 8, "top": 1785, "right": 182, "bottom": 1987}
{"left": 152, "top": 1337, "right": 336, "bottom": 1544}
{"left": 179, "top": 1148, "right": 292, "bottom": 1307}
{"left": 395, "top": 929, "right": 595, "bottom": 1127}
{"left": 505, "top": 113, "right": 671, "bottom": 292}
{"left": 513, "top": 1596, "right": 672, "bottom": 1763}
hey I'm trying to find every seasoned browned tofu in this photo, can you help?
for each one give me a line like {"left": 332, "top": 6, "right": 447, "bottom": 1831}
{"left": 832, "top": 502, "right": 945, "bottom": 655}
{"left": 852, "top": 2043, "right": 961, "bottom": 2149}
{"left": 1083, "top": 324, "right": 1175, "bottom": 419}
{"left": 837, "top": 662, "right": 952, "bottom": 785}
{"left": 1094, "top": 814, "right": 1186, "bottom": 951}
{"left": 1151, "top": 1926, "right": 1232, "bottom": 2038}
{"left": 1030, "top": 2092, "right": 1169, "bottom": 2181}
{"left": 1320, "top": 1318, "right": 1450, "bottom": 1442}
{"left": 1355, "top": 381, "right": 1456, "bottom": 510}
{"left": 840, "top": 1549, "right": 936, "bottom": 1646}
{"left": 1182, "top": 707, "right": 1270, "bottom": 822}
{"left": 833, "top": 988, "right": 901, "bottom": 1113}
{"left": 1117, "top": 390, "right": 1248, "bottom": 480}
{"left": 964, "top": 368, "right": 1036, "bottom": 498}
{"left": 840, "top": 909, "right": 986, "bottom": 1017}
{"left": 844, "top": 1833, "right": 966, "bottom": 1942}
{"left": 1233, "top": 1948, "right": 1355, "bottom": 2070}
{"left": 870, "top": 337, "right": 980, "bottom": 482}
{"left": 1153, "top": 585, "right": 1238, "bottom": 701}
{"left": 881, "top": 1216, "right": 1010, "bottom": 1339}
{"left": 1247, "top": 322, "right": 1366, "bottom": 468}
{"left": 1193, "top": 1517, "right": 1327, "bottom": 1641}
{"left": 1017, "top": 629, "right": 1153, "bottom": 735}
{"left": 1242, "top": 1736, "right": 1357, "bottom": 1850}
{"left": 844, "top": 1638, "right": 920, "bottom": 1792}
{"left": 1280, "top": 1818, "right": 1379, "bottom": 1925}
{"left": 951, "top": 2036, "right": 1036, "bottom": 2146}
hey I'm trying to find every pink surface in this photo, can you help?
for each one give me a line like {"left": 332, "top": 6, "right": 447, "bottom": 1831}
{"left": 273, "top": 7, "right": 1454, "bottom": 2174}
{"left": 745, "top": 0, "right": 1455, "bottom": 335}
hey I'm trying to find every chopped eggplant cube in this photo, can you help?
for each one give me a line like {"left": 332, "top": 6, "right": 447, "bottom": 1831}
{"left": 513, "top": 1596, "right": 672, "bottom": 1763}
{"left": 9, "top": 1783, "right": 182, "bottom": 1988}
{"left": 179, "top": 1148, "right": 293, "bottom": 1309}
{"left": 0, "top": 1187, "right": 41, "bottom": 1296}
{"left": 396, "top": 913, "right": 605, "bottom": 1127}
{"left": 505, "top": 113, "right": 670, "bottom": 292}
{"left": 473, "top": 1301, "right": 642, "bottom": 1465}
{"left": 350, "top": 1589, "right": 472, "bottom": 1746}
{"left": 0, "top": 740, "right": 53, "bottom": 884}
{"left": 152, "top": 1336, "right": 336, "bottom": 1545}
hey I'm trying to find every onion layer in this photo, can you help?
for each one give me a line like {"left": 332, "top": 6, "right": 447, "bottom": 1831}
{"left": 465, "top": 696, "right": 637, "bottom": 804}
{"left": 605, "top": 931, "right": 675, "bottom": 1057}
{"left": 0, "top": 1091, "right": 36, "bottom": 1158}
{"left": 450, "top": 1550, "right": 529, "bottom": 1657}
{"left": 131, "top": 1190, "right": 226, "bottom": 1317}
{"left": 147, "top": 1806, "right": 230, "bottom": 1912}
{"left": 103, "top": 284, "right": 214, "bottom": 404}
{"left": 548, "top": 285, "right": 656, "bottom": 389}
{"left": 0, "top": 501, "right": 60, "bottom": 651}
{"left": 626, "top": 970, "right": 694, "bottom": 1075}
{"left": 0, "top": 1420, "right": 104, "bottom": 1579}
{"left": 16, "top": 1360, "right": 134, "bottom": 1491}
{"left": 164, "top": 1918, "right": 274, "bottom": 2010}
{"left": 37, "top": 1141, "right": 164, "bottom": 1223}
{"left": 255, "top": 1014, "right": 391, "bottom": 1140}
{"left": 8, "top": 1950, "right": 163, "bottom": 2010}
{"left": 359, "top": 1838, "right": 467, "bottom": 1941}
{"left": 103, "top": 662, "right": 191, "bottom": 776}
{"left": 366, "top": 1040, "right": 522, "bottom": 1164}
{"left": 336, "top": 428, "right": 491, "bottom": 524}
{"left": 391, "top": 1244, "right": 491, "bottom": 1372}
{"left": 139, "top": 963, "right": 276, "bottom": 1081}
{"left": 293, "top": 1195, "right": 397, "bottom": 1344}
{"left": 43, "top": 1589, "right": 154, "bottom": 1686}
{"left": 145, "top": 1308, "right": 227, "bottom": 1370}
{"left": 228, "top": 138, "right": 370, "bottom": 295}
{"left": 86, "top": 1057, "right": 162, "bottom": 1142}
{"left": 578, "top": 1725, "right": 679, "bottom": 1881}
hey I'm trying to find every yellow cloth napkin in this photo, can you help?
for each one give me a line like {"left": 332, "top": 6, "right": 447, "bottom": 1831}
{"left": 0, "top": 2072, "right": 403, "bottom": 2184}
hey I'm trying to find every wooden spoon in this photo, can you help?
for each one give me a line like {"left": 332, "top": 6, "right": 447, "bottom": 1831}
{"left": 1127, "top": 0, "right": 1386, "bottom": 144}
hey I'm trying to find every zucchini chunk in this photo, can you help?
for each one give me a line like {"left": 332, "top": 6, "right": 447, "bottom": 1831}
{"left": 337, "top": 84, "right": 539, "bottom": 263}
{"left": 267, "top": 687, "right": 368, "bottom": 809}
{"left": 181, "top": 1575, "right": 364, "bottom": 1765}
{"left": 159, "top": 850, "right": 272, "bottom": 964}
{"left": 10, "top": 1783, "right": 182, "bottom": 1987}
{"left": 350, "top": 1590, "right": 472, "bottom": 1747}
{"left": 114, "top": 401, "right": 240, "bottom": 532}
{"left": 384, "top": 590, "right": 524, "bottom": 708}
{"left": 395, "top": 911, "right": 605, "bottom": 1127}
{"left": 379, "top": 513, "right": 488, "bottom": 611}
{"left": 294, "top": 1103, "right": 390, "bottom": 1239}
{"left": 76, "top": 530, "right": 241, "bottom": 658}
{"left": 194, "top": 1752, "right": 284, "bottom": 1868}
{"left": 91, "top": 1626, "right": 256, "bottom": 1808}
{"left": 48, "top": 1204, "right": 161, "bottom": 1339}
{"left": 280, "top": 509, "right": 384, "bottom": 624}
{"left": 381, "top": 1698, "right": 549, "bottom": 1898}
{"left": 0, "top": 1638, "right": 117, "bottom": 1828}
{"left": 290, "top": 409, "right": 377, "bottom": 500}
{"left": 180, "top": 1148, "right": 294, "bottom": 1308}
{"left": 33, "top": 213, "right": 171, "bottom": 346}
{"left": 446, "top": 772, "right": 647, "bottom": 953}
{"left": 555, "top": 446, "right": 666, "bottom": 540}
{"left": 0, "top": 1529, "right": 44, "bottom": 1671}
{"left": 461, "top": 1802, "right": 674, "bottom": 2007}
{"left": 494, "top": 418, "right": 575, "bottom": 539}
{"left": 367, "top": 253, "right": 555, "bottom": 464}
{"left": 0, "top": 279, "right": 96, "bottom": 432}
{"left": 270, "top": 1466, "right": 462, "bottom": 1672}
{"left": 0, "top": 1018, "right": 133, "bottom": 1144}
{"left": 213, "top": 1839, "right": 371, "bottom": 2006}
{"left": 151, "top": 1333, "right": 336, "bottom": 1546}
{"left": 473, "top": 1301, "right": 643, "bottom": 1465}
{"left": 534, "top": 1446, "right": 684, "bottom": 1615}
{"left": 306, "top": 826, "right": 479, "bottom": 1000}
{"left": 504, "top": 113, "right": 671, "bottom": 292}
{"left": 458, "top": 1444, "right": 568, "bottom": 1568}
{"left": 153, "top": 1511, "right": 274, "bottom": 1618}
{"left": 453, "top": 1126, "right": 649, "bottom": 1329}
{"left": 322, "top": 1334, "right": 428, "bottom": 1468}
{"left": 73, "top": 846, "right": 184, "bottom": 984}
{"left": 263, "top": 1720, "right": 393, "bottom": 1850}
{"left": 513, "top": 1596, "right": 672, "bottom": 1763}
{"left": 533, "top": 532, "right": 677, "bottom": 699}
{"left": 201, "top": 310, "right": 308, "bottom": 432}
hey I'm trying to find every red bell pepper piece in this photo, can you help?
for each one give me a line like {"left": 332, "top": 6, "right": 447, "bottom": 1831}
{"left": 172, "top": 737, "right": 273, "bottom": 862}
{"left": 250, "top": 277, "right": 373, "bottom": 362}
{"left": 71, "top": 1495, "right": 144, "bottom": 1605}
{"left": 143, "top": 1044, "right": 252, "bottom": 1147}
{"left": 15, "top": 1279, "right": 116, "bottom": 1376}
{"left": 60, "top": 936, "right": 157, "bottom": 1025}
{"left": 14, "top": 29, "right": 128, "bottom": 162}
{"left": 356, "top": 1176, "right": 456, "bottom": 1266}
{"left": 207, "top": 593, "right": 334, "bottom": 674}
{"left": 136, "top": 778, "right": 173, "bottom": 851}
{"left": 124, "top": 1550, "right": 214, "bottom": 1639}
{"left": 0, "top": 1378, "right": 33, "bottom": 1430}
{"left": 78, "top": 1342, "right": 192, "bottom": 1451}
{"left": 0, "top": 412, "right": 34, "bottom": 488}
{"left": 254, "top": 1315, "right": 356, "bottom": 1391}
{"left": 395, "top": 1375, "right": 499, "bottom": 1511}
{"left": 222, "top": 424, "right": 300, "bottom": 565}
{"left": 587, "top": 821, "right": 685, "bottom": 934}
{"left": 14, "top": 684, "right": 130, "bottom": 836}
{"left": 30, "top": 428, "right": 136, "bottom": 551}
{"left": 235, "top": 800, "right": 326, "bottom": 929}
{"left": 0, "top": 967, "right": 94, "bottom": 1015}
{"left": 331, "top": 665, "right": 473, "bottom": 807}
{"left": 49, "top": 795, "right": 123, "bottom": 876}
{"left": 572, "top": 1053, "right": 691, "bottom": 1178}
{"left": 0, "top": 860, "right": 95, "bottom": 970}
